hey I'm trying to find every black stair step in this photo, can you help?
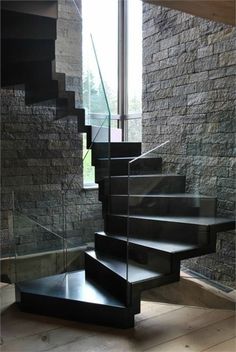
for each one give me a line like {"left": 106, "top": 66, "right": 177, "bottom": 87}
{"left": 85, "top": 250, "right": 177, "bottom": 307}
{"left": 54, "top": 109, "right": 86, "bottom": 130}
{"left": 54, "top": 93, "right": 83, "bottom": 121}
{"left": 95, "top": 157, "right": 162, "bottom": 182}
{"left": 86, "top": 250, "right": 167, "bottom": 283}
{"left": 55, "top": 98, "right": 73, "bottom": 117}
{"left": 27, "top": 84, "right": 77, "bottom": 106}
{"left": 106, "top": 214, "right": 234, "bottom": 244}
{"left": 2, "top": 39, "right": 55, "bottom": 64}
{"left": 1, "top": 9, "right": 57, "bottom": 40}
{"left": 52, "top": 70, "right": 66, "bottom": 90}
{"left": 25, "top": 80, "right": 59, "bottom": 104}
{"left": 16, "top": 270, "right": 134, "bottom": 328}
{"left": 94, "top": 232, "right": 172, "bottom": 272}
{"left": 2, "top": 60, "right": 54, "bottom": 88}
{"left": 92, "top": 142, "right": 142, "bottom": 164}
{"left": 95, "top": 231, "right": 205, "bottom": 261}
{"left": 99, "top": 174, "right": 186, "bottom": 199}
{"left": 107, "top": 194, "right": 216, "bottom": 217}
{"left": 52, "top": 90, "right": 77, "bottom": 108}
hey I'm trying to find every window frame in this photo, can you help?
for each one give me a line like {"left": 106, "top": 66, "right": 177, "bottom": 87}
{"left": 118, "top": 0, "right": 142, "bottom": 141}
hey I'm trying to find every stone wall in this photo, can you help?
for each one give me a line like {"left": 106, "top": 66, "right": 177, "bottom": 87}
{"left": 56, "top": 0, "right": 82, "bottom": 105}
{"left": 1, "top": 0, "right": 103, "bottom": 258}
{"left": 142, "top": 4, "right": 236, "bottom": 287}
{"left": 1, "top": 88, "right": 103, "bottom": 257}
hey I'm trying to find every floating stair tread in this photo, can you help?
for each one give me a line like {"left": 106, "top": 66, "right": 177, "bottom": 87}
{"left": 94, "top": 142, "right": 141, "bottom": 145}
{"left": 96, "top": 231, "right": 199, "bottom": 254}
{"left": 17, "top": 270, "right": 126, "bottom": 308}
{"left": 87, "top": 250, "right": 164, "bottom": 284}
{"left": 111, "top": 193, "right": 215, "bottom": 199}
{"left": 109, "top": 174, "right": 182, "bottom": 178}
{"left": 113, "top": 214, "right": 235, "bottom": 228}
{"left": 97, "top": 157, "right": 161, "bottom": 161}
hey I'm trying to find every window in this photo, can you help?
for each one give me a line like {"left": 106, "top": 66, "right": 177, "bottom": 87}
{"left": 127, "top": 0, "right": 142, "bottom": 115}
{"left": 82, "top": 0, "right": 142, "bottom": 185}
{"left": 82, "top": 0, "right": 118, "bottom": 116}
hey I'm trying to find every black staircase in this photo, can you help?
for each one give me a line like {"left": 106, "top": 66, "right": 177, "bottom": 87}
{"left": 2, "top": 2, "right": 235, "bottom": 328}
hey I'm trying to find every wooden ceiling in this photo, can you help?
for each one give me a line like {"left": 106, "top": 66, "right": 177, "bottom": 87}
{"left": 144, "top": 0, "right": 236, "bottom": 26}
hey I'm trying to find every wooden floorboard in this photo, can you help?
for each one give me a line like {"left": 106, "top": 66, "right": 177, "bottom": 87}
{"left": 1, "top": 284, "right": 236, "bottom": 352}
{"left": 201, "top": 337, "right": 236, "bottom": 352}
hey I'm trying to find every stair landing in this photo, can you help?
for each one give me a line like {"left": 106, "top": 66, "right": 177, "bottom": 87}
{"left": 16, "top": 270, "right": 135, "bottom": 328}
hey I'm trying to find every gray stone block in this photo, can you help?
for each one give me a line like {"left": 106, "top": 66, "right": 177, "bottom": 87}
{"left": 143, "top": 4, "right": 235, "bottom": 287}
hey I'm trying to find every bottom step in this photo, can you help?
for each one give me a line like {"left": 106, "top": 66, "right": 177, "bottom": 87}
{"left": 16, "top": 270, "right": 134, "bottom": 328}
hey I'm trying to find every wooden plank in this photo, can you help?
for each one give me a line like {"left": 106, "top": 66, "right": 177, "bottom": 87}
{"left": 0, "top": 284, "right": 15, "bottom": 313}
{"left": 201, "top": 337, "right": 236, "bottom": 352}
{"left": 0, "top": 322, "right": 109, "bottom": 352}
{"left": 142, "top": 274, "right": 236, "bottom": 310}
{"left": 1, "top": 284, "right": 235, "bottom": 352}
{"left": 129, "top": 307, "right": 235, "bottom": 351}
{"left": 3, "top": 306, "right": 232, "bottom": 352}
{"left": 136, "top": 301, "right": 183, "bottom": 323}
{"left": 146, "top": 316, "right": 236, "bottom": 351}
{"left": 144, "top": 0, "right": 236, "bottom": 26}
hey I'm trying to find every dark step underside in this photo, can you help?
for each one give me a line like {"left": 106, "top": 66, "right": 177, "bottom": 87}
{"left": 99, "top": 174, "right": 186, "bottom": 198}
{"left": 1, "top": 9, "right": 57, "bottom": 40}
{"left": 55, "top": 98, "right": 80, "bottom": 119}
{"left": 1, "top": 1, "right": 58, "bottom": 19}
{"left": 2, "top": 39, "right": 55, "bottom": 64}
{"left": 108, "top": 194, "right": 216, "bottom": 217}
{"left": 16, "top": 270, "right": 134, "bottom": 328}
{"left": 25, "top": 80, "right": 58, "bottom": 104}
{"left": 2, "top": 60, "right": 54, "bottom": 87}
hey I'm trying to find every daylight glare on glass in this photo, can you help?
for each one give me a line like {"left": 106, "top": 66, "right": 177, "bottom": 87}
{"left": 82, "top": 0, "right": 142, "bottom": 116}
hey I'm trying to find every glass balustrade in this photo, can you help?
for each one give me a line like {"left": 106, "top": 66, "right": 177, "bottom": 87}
{"left": 125, "top": 139, "right": 232, "bottom": 302}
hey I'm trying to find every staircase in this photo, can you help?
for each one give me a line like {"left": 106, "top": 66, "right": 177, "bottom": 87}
{"left": 2, "top": 2, "right": 235, "bottom": 328}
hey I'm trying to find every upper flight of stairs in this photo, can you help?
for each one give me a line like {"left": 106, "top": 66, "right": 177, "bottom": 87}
{"left": 2, "top": 2, "right": 235, "bottom": 329}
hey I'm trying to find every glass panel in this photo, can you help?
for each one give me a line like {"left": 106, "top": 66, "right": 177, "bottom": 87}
{"left": 126, "top": 117, "right": 142, "bottom": 142}
{"left": 77, "top": 0, "right": 122, "bottom": 185}
{"left": 82, "top": 0, "right": 118, "bottom": 115}
{"left": 126, "top": 140, "right": 222, "bottom": 305}
{"left": 128, "top": 0, "right": 142, "bottom": 114}
{"left": 12, "top": 211, "right": 65, "bottom": 283}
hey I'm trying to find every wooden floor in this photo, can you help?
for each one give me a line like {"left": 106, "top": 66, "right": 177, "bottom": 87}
{"left": 1, "top": 282, "right": 236, "bottom": 352}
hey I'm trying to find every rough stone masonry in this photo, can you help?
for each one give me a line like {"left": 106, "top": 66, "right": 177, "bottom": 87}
{"left": 142, "top": 3, "right": 236, "bottom": 288}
